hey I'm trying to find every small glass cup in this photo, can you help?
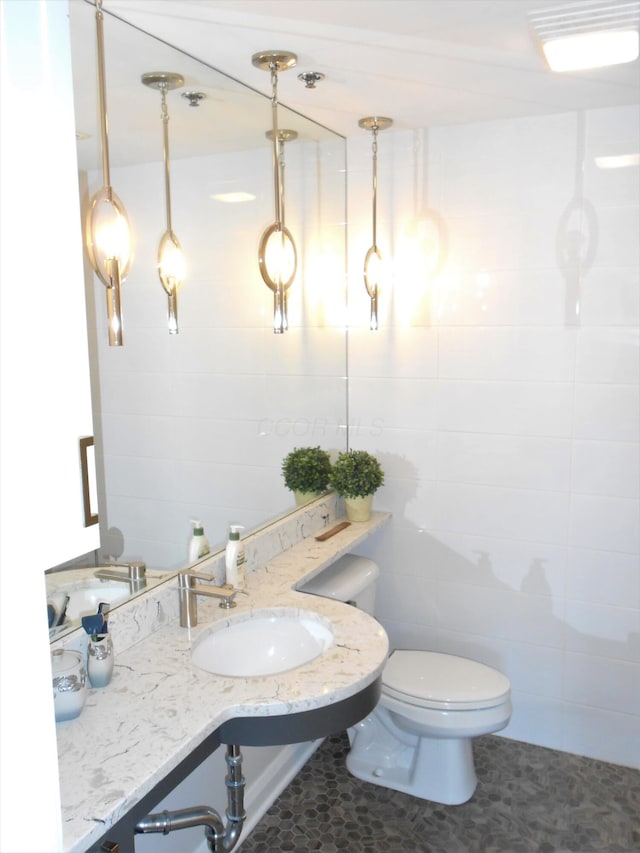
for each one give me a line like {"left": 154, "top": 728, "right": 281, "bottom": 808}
{"left": 87, "top": 634, "right": 114, "bottom": 688}
{"left": 52, "top": 649, "right": 87, "bottom": 722}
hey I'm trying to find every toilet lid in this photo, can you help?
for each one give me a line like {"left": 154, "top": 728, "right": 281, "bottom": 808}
{"left": 382, "top": 650, "right": 511, "bottom": 711}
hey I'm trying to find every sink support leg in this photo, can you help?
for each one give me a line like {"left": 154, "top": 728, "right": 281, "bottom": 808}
{"left": 135, "top": 744, "right": 246, "bottom": 852}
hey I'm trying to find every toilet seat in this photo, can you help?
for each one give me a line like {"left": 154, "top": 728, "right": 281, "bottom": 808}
{"left": 382, "top": 650, "right": 511, "bottom": 711}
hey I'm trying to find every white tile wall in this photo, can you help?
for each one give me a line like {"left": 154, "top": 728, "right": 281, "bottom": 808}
{"left": 348, "top": 105, "right": 640, "bottom": 767}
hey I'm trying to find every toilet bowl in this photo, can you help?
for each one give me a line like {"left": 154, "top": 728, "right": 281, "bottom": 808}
{"left": 299, "top": 555, "right": 512, "bottom": 805}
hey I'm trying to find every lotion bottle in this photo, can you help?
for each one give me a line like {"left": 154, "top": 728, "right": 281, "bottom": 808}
{"left": 188, "top": 519, "right": 210, "bottom": 563}
{"left": 225, "top": 525, "right": 246, "bottom": 589}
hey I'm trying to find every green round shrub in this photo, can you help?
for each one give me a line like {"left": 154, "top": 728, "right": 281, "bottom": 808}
{"left": 281, "top": 446, "right": 333, "bottom": 494}
{"left": 329, "top": 450, "right": 384, "bottom": 498}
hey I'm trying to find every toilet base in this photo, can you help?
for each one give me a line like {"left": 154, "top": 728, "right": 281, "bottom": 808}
{"left": 346, "top": 707, "right": 478, "bottom": 805}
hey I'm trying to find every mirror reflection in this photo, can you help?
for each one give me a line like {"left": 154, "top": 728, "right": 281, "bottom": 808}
{"left": 47, "top": 0, "right": 348, "bottom": 638}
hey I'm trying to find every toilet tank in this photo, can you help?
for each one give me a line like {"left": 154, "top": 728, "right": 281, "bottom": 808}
{"left": 298, "top": 554, "right": 380, "bottom": 615}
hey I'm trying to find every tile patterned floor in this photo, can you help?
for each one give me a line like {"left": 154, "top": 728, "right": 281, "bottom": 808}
{"left": 238, "top": 732, "right": 640, "bottom": 853}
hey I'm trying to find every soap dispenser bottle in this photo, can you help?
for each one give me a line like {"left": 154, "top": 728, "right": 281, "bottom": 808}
{"left": 225, "top": 525, "right": 246, "bottom": 589}
{"left": 188, "top": 520, "right": 210, "bottom": 563}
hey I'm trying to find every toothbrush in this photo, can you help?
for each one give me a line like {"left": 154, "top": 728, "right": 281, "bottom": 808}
{"left": 55, "top": 595, "right": 70, "bottom": 627}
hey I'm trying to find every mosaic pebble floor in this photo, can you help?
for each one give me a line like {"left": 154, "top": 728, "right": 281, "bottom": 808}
{"left": 238, "top": 732, "right": 640, "bottom": 853}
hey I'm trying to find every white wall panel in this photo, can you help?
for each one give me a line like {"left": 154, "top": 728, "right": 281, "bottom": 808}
{"left": 348, "top": 105, "right": 640, "bottom": 766}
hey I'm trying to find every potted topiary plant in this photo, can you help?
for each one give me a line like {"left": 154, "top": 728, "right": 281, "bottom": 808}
{"left": 282, "top": 446, "right": 333, "bottom": 506}
{"left": 329, "top": 449, "right": 384, "bottom": 521}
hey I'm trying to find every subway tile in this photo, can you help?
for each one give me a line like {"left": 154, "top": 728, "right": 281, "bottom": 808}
{"left": 576, "top": 327, "right": 640, "bottom": 384}
{"left": 572, "top": 440, "right": 640, "bottom": 499}
{"left": 429, "top": 266, "right": 519, "bottom": 327}
{"left": 510, "top": 267, "right": 572, "bottom": 327}
{"left": 567, "top": 547, "right": 640, "bottom": 608}
{"left": 561, "top": 703, "right": 640, "bottom": 768}
{"left": 432, "top": 530, "right": 567, "bottom": 599}
{"left": 570, "top": 493, "right": 640, "bottom": 554}
{"left": 437, "top": 327, "right": 576, "bottom": 382}
{"left": 437, "top": 380, "right": 574, "bottom": 436}
{"left": 591, "top": 204, "right": 640, "bottom": 270}
{"left": 396, "top": 480, "right": 440, "bottom": 532}
{"left": 437, "top": 580, "right": 565, "bottom": 648}
{"left": 426, "top": 627, "right": 511, "bottom": 672}
{"left": 577, "top": 267, "right": 640, "bottom": 327}
{"left": 348, "top": 428, "right": 438, "bottom": 480}
{"left": 439, "top": 629, "right": 564, "bottom": 698}
{"left": 350, "top": 377, "right": 438, "bottom": 430}
{"left": 379, "top": 618, "right": 441, "bottom": 654}
{"left": 573, "top": 383, "right": 640, "bottom": 442}
{"left": 355, "top": 524, "right": 439, "bottom": 580}
{"left": 437, "top": 432, "right": 571, "bottom": 491}
{"left": 375, "top": 572, "right": 439, "bottom": 627}
{"left": 349, "top": 325, "right": 438, "bottom": 378}
{"left": 564, "top": 601, "right": 640, "bottom": 663}
{"left": 104, "top": 454, "right": 176, "bottom": 499}
{"left": 499, "top": 693, "right": 566, "bottom": 752}
{"left": 563, "top": 652, "right": 640, "bottom": 715}
{"left": 436, "top": 482, "right": 570, "bottom": 545}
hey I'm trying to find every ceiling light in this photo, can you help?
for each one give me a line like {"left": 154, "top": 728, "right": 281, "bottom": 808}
{"left": 529, "top": 2, "right": 640, "bottom": 71}
{"left": 594, "top": 152, "right": 640, "bottom": 168}
{"left": 211, "top": 191, "right": 257, "bottom": 203}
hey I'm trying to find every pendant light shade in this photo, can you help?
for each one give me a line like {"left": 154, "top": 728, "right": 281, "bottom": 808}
{"left": 142, "top": 71, "right": 185, "bottom": 334}
{"left": 85, "top": 0, "right": 132, "bottom": 347}
{"left": 359, "top": 116, "right": 392, "bottom": 331}
{"left": 252, "top": 51, "right": 298, "bottom": 334}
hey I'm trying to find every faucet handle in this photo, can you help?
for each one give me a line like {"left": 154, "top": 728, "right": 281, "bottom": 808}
{"left": 187, "top": 570, "right": 218, "bottom": 583}
{"left": 103, "top": 560, "right": 146, "bottom": 581}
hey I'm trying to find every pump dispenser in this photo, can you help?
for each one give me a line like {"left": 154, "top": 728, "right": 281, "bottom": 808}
{"left": 225, "top": 524, "right": 246, "bottom": 589}
{"left": 188, "top": 519, "right": 210, "bottom": 563}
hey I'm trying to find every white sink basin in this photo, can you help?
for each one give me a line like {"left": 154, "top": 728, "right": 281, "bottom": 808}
{"left": 191, "top": 610, "right": 334, "bottom": 677}
{"left": 63, "top": 580, "right": 131, "bottom": 621}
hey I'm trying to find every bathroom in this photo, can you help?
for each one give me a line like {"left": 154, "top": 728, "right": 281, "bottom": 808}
{"left": 0, "top": 1, "right": 638, "bottom": 851}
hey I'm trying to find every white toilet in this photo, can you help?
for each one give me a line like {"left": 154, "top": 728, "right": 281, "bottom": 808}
{"left": 299, "top": 554, "right": 512, "bottom": 805}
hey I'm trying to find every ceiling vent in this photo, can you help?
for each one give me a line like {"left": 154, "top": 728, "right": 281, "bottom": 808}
{"left": 529, "top": 1, "right": 640, "bottom": 70}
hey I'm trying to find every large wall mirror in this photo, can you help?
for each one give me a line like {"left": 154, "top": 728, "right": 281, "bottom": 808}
{"left": 47, "top": 0, "right": 347, "bottom": 637}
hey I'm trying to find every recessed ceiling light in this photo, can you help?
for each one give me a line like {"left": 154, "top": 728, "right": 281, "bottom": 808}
{"left": 595, "top": 152, "right": 640, "bottom": 168}
{"left": 529, "top": 2, "right": 640, "bottom": 71}
{"left": 211, "top": 191, "right": 256, "bottom": 203}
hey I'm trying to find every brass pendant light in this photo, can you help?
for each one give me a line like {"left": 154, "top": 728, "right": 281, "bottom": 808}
{"left": 359, "top": 116, "right": 393, "bottom": 331}
{"left": 85, "top": 0, "right": 133, "bottom": 346}
{"left": 142, "top": 71, "right": 185, "bottom": 334}
{"left": 252, "top": 51, "right": 298, "bottom": 334}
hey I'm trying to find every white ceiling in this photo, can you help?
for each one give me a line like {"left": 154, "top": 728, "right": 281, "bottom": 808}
{"left": 102, "top": 0, "right": 639, "bottom": 137}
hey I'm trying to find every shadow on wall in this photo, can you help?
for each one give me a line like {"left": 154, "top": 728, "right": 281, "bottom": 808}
{"left": 353, "top": 451, "right": 638, "bottom": 756}
{"left": 382, "top": 526, "right": 639, "bottom": 665}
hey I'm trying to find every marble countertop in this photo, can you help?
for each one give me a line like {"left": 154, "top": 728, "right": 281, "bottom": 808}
{"left": 56, "top": 512, "right": 390, "bottom": 853}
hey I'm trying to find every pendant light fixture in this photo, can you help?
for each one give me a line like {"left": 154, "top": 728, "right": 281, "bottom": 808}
{"left": 85, "top": 0, "right": 132, "bottom": 347}
{"left": 359, "top": 116, "right": 393, "bottom": 331}
{"left": 265, "top": 127, "right": 297, "bottom": 331}
{"left": 252, "top": 51, "right": 298, "bottom": 334}
{"left": 142, "top": 71, "right": 185, "bottom": 334}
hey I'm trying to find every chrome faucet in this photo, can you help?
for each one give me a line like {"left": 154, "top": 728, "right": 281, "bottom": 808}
{"left": 94, "top": 560, "right": 147, "bottom": 593}
{"left": 178, "top": 571, "right": 238, "bottom": 628}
